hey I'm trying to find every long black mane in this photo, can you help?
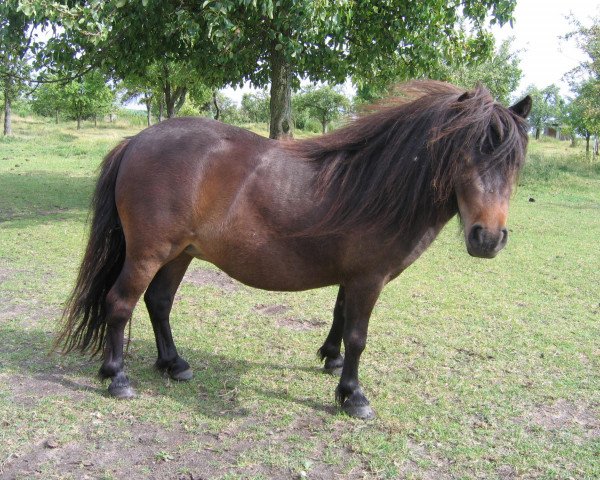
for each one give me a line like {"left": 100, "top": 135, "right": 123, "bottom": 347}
{"left": 290, "top": 80, "right": 529, "bottom": 237}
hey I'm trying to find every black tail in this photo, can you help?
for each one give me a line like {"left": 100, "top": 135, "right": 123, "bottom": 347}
{"left": 55, "top": 139, "right": 130, "bottom": 356}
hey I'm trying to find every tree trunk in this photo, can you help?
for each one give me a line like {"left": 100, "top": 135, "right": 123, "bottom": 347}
{"left": 570, "top": 136, "right": 576, "bottom": 147}
{"left": 586, "top": 134, "right": 590, "bottom": 154}
{"left": 174, "top": 87, "right": 187, "bottom": 115}
{"left": 213, "top": 91, "right": 220, "bottom": 120}
{"left": 77, "top": 115, "right": 81, "bottom": 130}
{"left": 145, "top": 97, "right": 152, "bottom": 127}
{"left": 269, "top": 48, "right": 293, "bottom": 139}
{"left": 165, "top": 93, "right": 175, "bottom": 119}
{"left": 3, "top": 85, "right": 12, "bottom": 136}
{"left": 158, "top": 101, "right": 164, "bottom": 122}
{"left": 94, "top": 114, "right": 97, "bottom": 127}
{"left": 535, "top": 128, "right": 540, "bottom": 140}
{"left": 55, "top": 109, "right": 59, "bottom": 124}
{"left": 321, "top": 114, "right": 328, "bottom": 134}
{"left": 164, "top": 82, "right": 187, "bottom": 119}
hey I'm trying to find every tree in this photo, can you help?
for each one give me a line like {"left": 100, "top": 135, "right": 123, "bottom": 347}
{"left": 241, "top": 89, "right": 270, "bottom": 124}
{"left": 208, "top": 92, "right": 241, "bottom": 123}
{"left": 22, "top": 0, "right": 518, "bottom": 139}
{"left": 523, "top": 84, "right": 564, "bottom": 140}
{"left": 30, "top": 80, "right": 63, "bottom": 123}
{"left": 196, "top": 0, "right": 518, "bottom": 139}
{"left": 564, "top": 14, "right": 600, "bottom": 155}
{"left": 20, "top": 1, "right": 218, "bottom": 124}
{"left": 294, "top": 85, "right": 350, "bottom": 133}
{"left": 61, "top": 73, "right": 115, "bottom": 129}
{"left": 121, "top": 76, "right": 156, "bottom": 127}
{"left": 0, "top": 0, "right": 38, "bottom": 135}
{"left": 565, "top": 14, "right": 600, "bottom": 83}
{"left": 565, "top": 80, "right": 600, "bottom": 154}
{"left": 443, "top": 39, "right": 522, "bottom": 105}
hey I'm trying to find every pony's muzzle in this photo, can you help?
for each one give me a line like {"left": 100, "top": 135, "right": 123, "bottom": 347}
{"left": 467, "top": 224, "right": 508, "bottom": 258}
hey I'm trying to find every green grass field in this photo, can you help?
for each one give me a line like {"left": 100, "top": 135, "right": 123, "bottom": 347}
{"left": 0, "top": 116, "right": 598, "bottom": 479}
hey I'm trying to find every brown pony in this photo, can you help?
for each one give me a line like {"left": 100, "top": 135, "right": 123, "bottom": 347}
{"left": 57, "top": 81, "right": 531, "bottom": 419}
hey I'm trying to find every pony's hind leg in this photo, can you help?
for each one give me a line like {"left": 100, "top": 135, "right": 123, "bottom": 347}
{"left": 144, "top": 253, "right": 193, "bottom": 381}
{"left": 318, "top": 286, "right": 345, "bottom": 375}
{"left": 99, "top": 256, "right": 163, "bottom": 398}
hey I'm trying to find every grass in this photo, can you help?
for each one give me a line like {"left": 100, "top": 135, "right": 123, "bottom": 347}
{"left": 0, "top": 115, "right": 598, "bottom": 479}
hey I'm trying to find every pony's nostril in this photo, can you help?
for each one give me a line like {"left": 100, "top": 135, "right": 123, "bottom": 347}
{"left": 500, "top": 228, "right": 508, "bottom": 245}
{"left": 469, "top": 224, "right": 484, "bottom": 247}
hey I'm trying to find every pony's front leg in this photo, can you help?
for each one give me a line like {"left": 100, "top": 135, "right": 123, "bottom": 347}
{"left": 335, "top": 278, "right": 383, "bottom": 420}
{"left": 318, "top": 286, "right": 345, "bottom": 375}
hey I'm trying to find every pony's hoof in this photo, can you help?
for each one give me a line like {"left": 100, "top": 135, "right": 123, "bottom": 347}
{"left": 323, "top": 355, "right": 344, "bottom": 376}
{"left": 170, "top": 368, "right": 193, "bottom": 381}
{"left": 108, "top": 374, "right": 135, "bottom": 399}
{"left": 108, "top": 383, "right": 136, "bottom": 399}
{"left": 342, "top": 402, "right": 376, "bottom": 420}
{"left": 324, "top": 365, "right": 343, "bottom": 376}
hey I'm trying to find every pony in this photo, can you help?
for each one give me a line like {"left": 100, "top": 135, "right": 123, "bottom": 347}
{"left": 57, "top": 81, "right": 531, "bottom": 419}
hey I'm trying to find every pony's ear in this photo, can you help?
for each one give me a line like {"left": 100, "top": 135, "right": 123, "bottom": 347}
{"left": 457, "top": 91, "right": 471, "bottom": 102}
{"left": 509, "top": 96, "right": 532, "bottom": 118}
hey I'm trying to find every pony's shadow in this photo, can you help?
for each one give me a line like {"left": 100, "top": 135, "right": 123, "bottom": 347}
{"left": 0, "top": 323, "right": 334, "bottom": 418}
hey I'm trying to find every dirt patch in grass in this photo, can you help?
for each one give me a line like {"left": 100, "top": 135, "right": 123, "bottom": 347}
{"left": 253, "top": 304, "right": 291, "bottom": 316}
{"left": 0, "top": 296, "right": 61, "bottom": 326}
{"left": 276, "top": 317, "right": 328, "bottom": 331}
{"left": 1, "top": 412, "right": 368, "bottom": 480}
{"left": 398, "top": 438, "right": 453, "bottom": 480}
{"left": 522, "top": 399, "right": 600, "bottom": 438}
{"left": 182, "top": 268, "right": 241, "bottom": 293}
{"left": 7, "top": 373, "right": 100, "bottom": 407}
{"left": 0, "top": 267, "right": 17, "bottom": 283}
{"left": 0, "top": 268, "right": 61, "bottom": 326}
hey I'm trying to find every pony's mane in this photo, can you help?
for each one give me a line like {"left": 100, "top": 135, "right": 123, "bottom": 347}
{"left": 288, "top": 80, "right": 529, "bottom": 237}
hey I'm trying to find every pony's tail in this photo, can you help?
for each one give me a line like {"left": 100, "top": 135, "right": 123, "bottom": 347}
{"left": 54, "top": 139, "right": 130, "bottom": 356}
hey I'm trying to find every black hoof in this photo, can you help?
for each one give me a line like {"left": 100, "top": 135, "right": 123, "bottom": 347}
{"left": 336, "top": 387, "right": 375, "bottom": 420}
{"left": 342, "top": 402, "right": 376, "bottom": 420}
{"left": 155, "top": 357, "right": 193, "bottom": 382}
{"left": 107, "top": 373, "right": 135, "bottom": 399}
{"left": 324, "top": 365, "right": 343, "bottom": 376}
{"left": 169, "top": 368, "right": 193, "bottom": 381}
{"left": 323, "top": 355, "right": 344, "bottom": 376}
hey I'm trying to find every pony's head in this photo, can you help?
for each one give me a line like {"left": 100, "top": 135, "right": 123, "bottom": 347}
{"left": 447, "top": 93, "right": 532, "bottom": 258}
{"left": 291, "top": 81, "right": 531, "bottom": 249}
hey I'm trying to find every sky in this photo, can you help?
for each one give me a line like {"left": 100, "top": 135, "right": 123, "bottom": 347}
{"left": 492, "top": 0, "right": 598, "bottom": 98}
{"left": 222, "top": 0, "right": 599, "bottom": 104}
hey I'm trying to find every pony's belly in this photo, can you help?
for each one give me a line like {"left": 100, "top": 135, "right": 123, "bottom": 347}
{"left": 186, "top": 239, "right": 338, "bottom": 292}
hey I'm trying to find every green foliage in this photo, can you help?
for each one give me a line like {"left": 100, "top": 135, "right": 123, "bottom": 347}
{"left": 564, "top": 14, "right": 600, "bottom": 82}
{"left": 522, "top": 84, "right": 564, "bottom": 139}
{"left": 30, "top": 81, "right": 63, "bottom": 117}
{"left": 211, "top": 92, "right": 243, "bottom": 123}
{"left": 0, "top": 0, "right": 39, "bottom": 133}
{"left": 241, "top": 89, "right": 270, "bottom": 124}
{"left": 177, "top": 99, "right": 203, "bottom": 118}
{"left": 443, "top": 39, "right": 522, "bottom": 105}
{"left": 348, "top": 1, "right": 517, "bottom": 90}
{"left": 60, "top": 73, "right": 116, "bottom": 127}
{"left": 15, "top": 0, "right": 519, "bottom": 138}
{"left": 563, "top": 15, "right": 600, "bottom": 150}
{"left": 564, "top": 80, "right": 600, "bottom": 149}
{"left": 293, "top": 85, "right": 350, "bottom": 133}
